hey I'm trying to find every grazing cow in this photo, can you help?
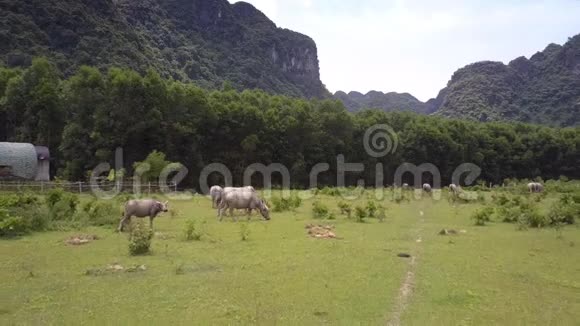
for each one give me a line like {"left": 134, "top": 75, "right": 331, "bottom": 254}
{"left": 223, "top": 186, "right": 255, "bottom": 193}
{"left": 528, "top": 182, "right": 543, "bottom": 193}
{"left": 118, "top": 199, "right": 168, "bottom": 232}
{"left": 210, "top": 185, "right": 223, "bottom": 208}
{"left": 422, "top": 183, "right": 432, "bottom": 192}
{"left": 219, "top": 186, "right": 256, "bottom": 214}
{"left": 449, "top": 184, "right": 461, "bottom": 196}
{"left": 217, "top": 189, "right": 270, "bottom": 221}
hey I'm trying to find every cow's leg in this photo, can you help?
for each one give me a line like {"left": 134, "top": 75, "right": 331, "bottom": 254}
{"left": 149, "top": 216, "right": 154, "bottom": 230}
{"left": 118, "top": 216, "right": 129, "bottom": 232}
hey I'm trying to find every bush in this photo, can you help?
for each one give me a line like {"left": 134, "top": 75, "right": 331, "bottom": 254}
{"left": 524, "top": 209, "right": 548, "bottom": 228}
{"left": 392, "top": 191, "right": 409, "bottom": 204}
{"left": 319, "top": 187, "right": 341, "bottom": 196}
{"left": 472, "top": 207, "right": 494, "bottom": 226}
{"left": 497, "top": 206, "right": 522, "bottom": 223}
{"left": 46, "top": 189, "right": 79, "bottom": 221}
{"left": 547, "top": 196, "right": 579, "bottom": 225}
{"left": 491, "top": 193, "right": 510, "bottom": 206}
{"left": 497, "top": 199, "right": 546, "bottom": 228}
{"left": 354, "top": 206, "right": 367, "bottom": 223}
{"left": 184, "top": 218, "right": 204, "bottom": 241}
{"left": 0, "top": 209, "right": 28, "bottom": 237}
{"left": 129, "top": 222, "right": 153, "bottom": 255}
{"left": 81, "top": 200, "right": 118, "bottom": 227}
{"left": 0, "top": 193, "right": 48, "bottom": 236}
{"left": 0, "top": 192, "right": 38, "bottom": 208}
{"left": 366, "top": 201, "right": 378, "bottom": 218}
{"left": 272, "top": 193, "right": 302, "bottom": 212}
{"left": 312, "top": 201, "right": 329, "bottom": 219}
{"left": 338, "top": 201, "right": 352, "bottom": 218}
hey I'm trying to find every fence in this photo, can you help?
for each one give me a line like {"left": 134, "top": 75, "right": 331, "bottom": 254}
{"left": 0, "top": 180, "right": 180, "bottom": 194}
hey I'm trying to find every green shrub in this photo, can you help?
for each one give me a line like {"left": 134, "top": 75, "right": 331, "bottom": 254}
{"left": 354, "top": 206, "right": 367, "bottom": 223}
{"left": 472, "top": 207, "right": 494, "bottom": 226}
{"left": 497, "top": 199, "right": 547, "bottom": 228}
{"left": 547, "top": 196, "right": 579, "bottom": 225}
{"left": 366, "top": 201, "right": 378, "bottom": 218}
{"left": 82, "top": 200, "right": 118, "bottom": 227}
{"left": 491, "top": 193, "right": 510, "bottom": 206}
{"left": 524, "top": 209, "right": 548, "bottom": 228}
{"left": 272, "top": 193, "right": 302, "bottom": 212}
{"left": 312, "top": 201, "right": 329, "bottom": 219}
{"left": 184, "top": 218, "right": 204, "bottom": 241}
{"left": 338, "top": 201, "right": 352, "bottom": 218}
{"left": 0, "top": 192, "right": 39, "bottom": 208}
{"left": 392, "top": 191, "right": 409, "bottom": 204}
{"left": 0, "top": 193, "right": 48, "bottom": 236}
{"left": 319, "top": 187, "right": 341, "bottom": 196}
{"left": 0, "top": 209, "right": 29, "bottom": 237}
{"left": 46, "top": 189, "right": 79, "bottom": 221}
{"left": 129, "top": 222, "right": 153, "bottom": 255}
{"left": 497, "top": 206, "right": 521, "bottom": 223}
{"left": 11, "top": 204, "right": 50, "bottom": 231}
{"left": 289, "top": 194, "right": 302, "bottom": 208}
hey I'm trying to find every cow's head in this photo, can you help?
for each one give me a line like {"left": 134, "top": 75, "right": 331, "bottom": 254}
{"left": 157, "top": 201, "right": 169, "bottom": 213}
{"left": 258, "top": 200, "right": 270, "bottom": 220}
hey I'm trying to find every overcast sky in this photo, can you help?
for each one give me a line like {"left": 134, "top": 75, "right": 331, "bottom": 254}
{"left": 228, "top": 0, "right": 580, "bottom": 101}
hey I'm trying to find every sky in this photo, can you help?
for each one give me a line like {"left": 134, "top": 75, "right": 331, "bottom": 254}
{"left": 228, "top": 0, "right": 580, "bottom": 101}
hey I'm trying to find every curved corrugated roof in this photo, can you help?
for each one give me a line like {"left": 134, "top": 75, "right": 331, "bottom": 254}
{"left": 0, "top": 142, "right": 38, "bottom": 179}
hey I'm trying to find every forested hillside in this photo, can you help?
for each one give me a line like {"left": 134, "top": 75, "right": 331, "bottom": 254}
{"left": 334, "top": 90, "right": 433, "bottom": 114}
{"left": 1, "top": 59, "right": 579, "bottom": 187}
{"left": 0, "top": 0, "right": 327, "bottom": 98}
{"left": 335, "top": 35, "right": 580, "bottom": 127}
{"left": 430, "top": 35, "right": 580, "bottom": 126}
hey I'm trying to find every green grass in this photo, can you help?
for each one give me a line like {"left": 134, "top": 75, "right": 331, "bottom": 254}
{"left": 1, "top": 191, "right": 579, "bottom": 325}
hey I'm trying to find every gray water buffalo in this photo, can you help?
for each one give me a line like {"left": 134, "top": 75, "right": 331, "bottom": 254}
{"left": 218, "top": 186, "right": 256, "bottom": 214}
{"left": 217, "top": 189, "right": 269, "bottom": 221}
{"left": 118, "top": 199, "right": 168, "bottom": 232}
{"left": 422, "top": 183, "right": 432, "bottom": 192}
{"left": 223, "top": 186, "right": 255, "bottom": 193}
{"left": 528, "top": 182, "right": 544, "bottom": 193}
{"left": 210, "top": 185, "right": 223, "bottom": 208}
{"left": 449, "top": 184, "right": 461, "bottom": 196}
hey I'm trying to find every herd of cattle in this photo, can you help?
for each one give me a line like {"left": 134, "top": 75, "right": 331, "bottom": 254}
{"left": 116, "top": 182, "right": 544, "bottom": 232}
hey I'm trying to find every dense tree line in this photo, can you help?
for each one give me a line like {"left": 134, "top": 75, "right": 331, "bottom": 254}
{"left": 1, "top": 58, "right": 579, "bottom": 188}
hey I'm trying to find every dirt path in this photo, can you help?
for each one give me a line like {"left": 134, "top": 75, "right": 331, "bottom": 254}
{"left": 386, "top": 213, "right": 425, "bottom": 326}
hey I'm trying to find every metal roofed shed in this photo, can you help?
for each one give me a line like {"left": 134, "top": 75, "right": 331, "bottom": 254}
{"left": 0, "top": 142, "right": 50, "bottom": 181}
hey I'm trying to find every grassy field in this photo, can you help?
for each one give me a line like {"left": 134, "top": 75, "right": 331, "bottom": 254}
{"left": 1, "top": 191, "right": 579, "bottom": 325}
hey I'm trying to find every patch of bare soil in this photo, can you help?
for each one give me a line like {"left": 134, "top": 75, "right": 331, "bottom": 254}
{"left": 438, "top": 228, "right": 467, "bottom": 235}
{"left": 305, "top": 224, "right": 337, "bottom": 239}
{"left": 65, "top": 234, "right": 99, "bottom": 246}
{"left": 85, "top": 263, "right": 147, "bottom": 276}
